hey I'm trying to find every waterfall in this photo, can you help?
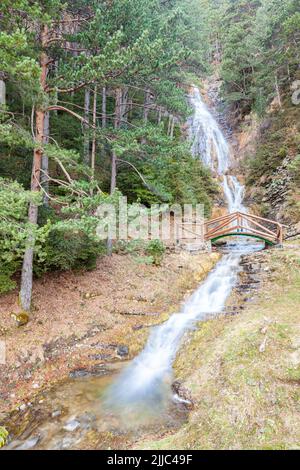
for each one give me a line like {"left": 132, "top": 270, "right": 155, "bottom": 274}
{"left": 189, "top": 85, "right": 245, "bottom": 214}
{"left": 189, "top": 86, "right": 229, "bottom": 175}
{"left": 223, "top": 175, "right": 247, "bottom": 214}
{"left": 105, "top": 85, "right": 255, "bottom": 417}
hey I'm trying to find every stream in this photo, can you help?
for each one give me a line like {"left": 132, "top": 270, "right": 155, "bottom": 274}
{"left": 4, "top": 86, "right": 264, "bottom": 450}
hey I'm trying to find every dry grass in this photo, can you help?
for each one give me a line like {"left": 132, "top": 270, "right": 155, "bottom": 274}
{"left": 138, "top": 247, "right": 300, "bottom": 450}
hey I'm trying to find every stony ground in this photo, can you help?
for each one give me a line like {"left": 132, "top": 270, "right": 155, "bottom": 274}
{"left": 0, "top": 250, "right": 219, "bottom": 420}
{"left": 138, "top": 241, "right": 300, "bottom": 450}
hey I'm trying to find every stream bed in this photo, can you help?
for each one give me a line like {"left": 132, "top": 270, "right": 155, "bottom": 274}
{"left": 4, "top": 361, "right": 190, "bottom": 450}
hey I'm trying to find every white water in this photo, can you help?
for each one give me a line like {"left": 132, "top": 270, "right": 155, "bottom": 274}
{"left": 223, "top": 175, "right": 247, "bottom": 214}
{"left": 189, "top": 86, "right": 229, "bottom": 175}
{"left": 106, "top": 85, "right": 257, "bottom": 413}
{"left": 106, "top": 252, "right": 243, "bottom": 410}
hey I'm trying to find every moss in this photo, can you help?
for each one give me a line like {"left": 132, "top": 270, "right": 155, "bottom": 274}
{"left": 0, "top": 426, "right": 9, "bottom": 448}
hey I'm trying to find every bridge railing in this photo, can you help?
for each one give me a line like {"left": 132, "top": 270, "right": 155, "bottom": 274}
{"left": 204, "top": 211, "right": 286, "bottom": 245}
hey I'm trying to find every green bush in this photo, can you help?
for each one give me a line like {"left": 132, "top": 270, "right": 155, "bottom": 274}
{"left": 0, "top": 266, "right": 17, "bottom": 295}
{"left": 145, "top": 239, "right": 165, "bottom": 266}
{"left": 35, "top": 227, "right": 106, "bottom": 275}
{"left": 114, "top": 239, "right": 165, "bottom": 266}
{"left": 114, "top": 239, "right": 146, "bottom": 255}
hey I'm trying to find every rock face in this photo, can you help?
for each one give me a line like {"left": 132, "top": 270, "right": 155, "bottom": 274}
{"left": 228, "top": 100, "right": 299, "bottom": 229}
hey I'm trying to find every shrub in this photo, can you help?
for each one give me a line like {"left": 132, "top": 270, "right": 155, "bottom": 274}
{"left": 114, "top": 239, "right": 165, "bottom": 266}
{"left": 35, "top": 227, "right": 106, "bottom": 274}
{"left": 0, "top": 267, "right": 17, "bottom": 295}
{"left": 145, "top": 239, "right": 165, "bottom": 266}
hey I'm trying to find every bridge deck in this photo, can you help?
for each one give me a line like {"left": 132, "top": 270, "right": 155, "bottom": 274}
{"left": 204, "top": 211, "right": 284, "bottom": 246}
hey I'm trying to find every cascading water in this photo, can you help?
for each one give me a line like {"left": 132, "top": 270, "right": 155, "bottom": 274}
{"left": 105, "top": 85, "right": 256, "bottom": 417}
{"left": 223, "top": 175, "right": 247, "bottom": 214}
{"left": 189, "top": 86, "right": 229, "bottom": 175}
{"left": 105, "top": 253, "right": 242, "bottom": 415}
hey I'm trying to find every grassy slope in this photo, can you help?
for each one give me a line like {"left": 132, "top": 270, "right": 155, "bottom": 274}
{"left": 139, "top": 244, "right": 300, "bottom": 450}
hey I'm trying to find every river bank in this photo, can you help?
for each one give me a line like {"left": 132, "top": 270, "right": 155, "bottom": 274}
{"left": 139, "top": 240, "right": 300, "bottom": 450}
{"left": 0, "top": 251, "right": 220, "bottom": 421}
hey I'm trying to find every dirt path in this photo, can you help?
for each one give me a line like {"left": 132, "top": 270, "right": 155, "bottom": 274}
{"left": 0, "top": 251, "right": 219, "bottom": 420}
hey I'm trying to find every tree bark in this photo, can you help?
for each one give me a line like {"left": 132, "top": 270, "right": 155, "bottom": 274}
{"left": 91, "top": 85, "right": 97, "bottom": 178}
{"left": 83, "top": 87, "right": 90, "bottom": 164}
{"left": 41, "top": 111, "right": 49, "bottom": 205}
{"left": 108, "top": 87, "right": 122, "bottom": 255}
{"left": 120, "top": 87, "right": 128, "bottom": 123}
{"left": 110, "top": 88, "right": 122, "bottom": 193}
{"left": 0, "top": 78, "right": 6, "bottom": 106}
{"left": 167, "top": 114, "right": 172, "bottom": 136}
{"left": 20, "top": 27, "right": 48, "bottom": 312}
{"left": 157, "top": 106, "right": 162, "bottom": 125}
{"left": 102, "top": 86, "right": 106, "bottom": 128}
{"left": 143, "top": 88, "right": 151, "bottom": 123}
{"left": 128, "top": 99, "right": 133, "bottom": 121}
{"left": 170, "top": 116, "right": 175, "bottom": 139}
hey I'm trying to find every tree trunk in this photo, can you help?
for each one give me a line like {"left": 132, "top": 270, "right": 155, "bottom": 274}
{"left": 41, "top": 111, "right": 49, "bottom": 205}
{"left": 108, "top": 88, "right": 122, "bottom": 255}
{"left": 157, "top": 106, "right": 162, "bottom": 125}
{"left": 91, "top": 85, "right": 97, "bottom": 180}
{"left": 19, "top": 27, "right": 48, "bottom": 313}
{"left": 110, "top": 88, "right": 122, "bottom": 193}
{"left": 0, "top": 78, "right": 6, "bottom": 106}
{"left": 128, "top": 99, "right": 133, "bottom": 121}
{"left": 167, "top": 114, "right": 172, "bottom": 136}
{"left": 83, "top": 87, "right": 90, "bottom": 164}
{"left": 170, "top": 116, "right": 175, "bottom": 139}
{"left": 20, "top": 103, "right": 45, "bottom": 311}
{"left": 120, "top": 87, "right": 128, "bottom": 123}
{"left": 110, "top": 150, "right": 117, "bottom": 194}
{"left": 107, "top": 148, "right": 117, "bottom": 255}
{"left": 143, "top": 88, "right": 151, "bottom": 123}
{"left": 102, "top": 86, "right": 106, "bottom": 128}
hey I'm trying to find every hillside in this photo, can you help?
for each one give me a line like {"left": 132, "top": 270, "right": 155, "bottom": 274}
{"left": 0, "top": 0, "right": 300, "bottom": 454}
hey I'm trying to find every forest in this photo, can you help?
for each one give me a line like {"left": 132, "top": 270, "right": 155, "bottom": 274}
{"left": 1, "top": 0, "right": 299, "bottom": 311}
{"left": 0, "top": 0, "right": 300, "bottom": 453}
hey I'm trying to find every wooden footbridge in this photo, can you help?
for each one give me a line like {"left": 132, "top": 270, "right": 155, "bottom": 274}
{"left": 176, "top": 211, "right": 285, "bottom": 249}
{"left": 204, "top": 211, "right": 285, "bottom": 246}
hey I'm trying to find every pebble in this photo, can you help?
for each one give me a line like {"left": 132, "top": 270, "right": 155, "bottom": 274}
{"left": 116, "top": 345, "right": 129, "bottom": 357}
{"left": 52, "top": 410, "right": 62, "bottom": 418}
{"left": 16, "top": 436, "right": 40, "bottom": 450}
{"left": 63, "top": 419, "right": 80, "bottom": 432}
